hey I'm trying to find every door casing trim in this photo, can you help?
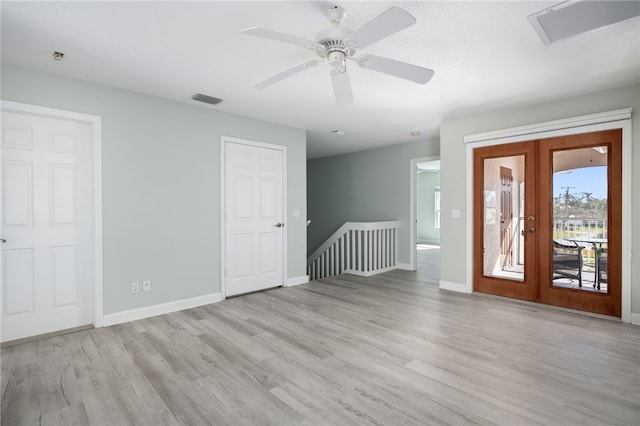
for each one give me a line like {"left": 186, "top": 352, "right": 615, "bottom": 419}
{"left": 409, "top": 156, "right": 440, "bottom": 271}
{"left": 0, "top": 100, "right": 104, "bottom": 328}
{"left": 463, "top": 108, "right": 632, "bottom": 323}
{"left": 219, "top": 136, "right": 288, "bottom": 299}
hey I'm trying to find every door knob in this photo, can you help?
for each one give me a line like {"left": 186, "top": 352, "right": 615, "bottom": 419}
{"left": 527, "top": 216, "right": 535, "bottom": 222}
{"left": 0, "top": 239, "right": 5, "bottom": 243}
{"left": 521, "top": 227, "right": 535, "bottom": 236}
{"left": 274, "top": 223, "right": 284, "bottom": 228}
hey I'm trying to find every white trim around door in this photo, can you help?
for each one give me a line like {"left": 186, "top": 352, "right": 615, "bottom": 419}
{"left": 463, "top": 108, "right": 633, "bottom": 323}
{"left": 219, "top": 136, "right": 288, "bottom": 299}
{"left": 0, "top": 100, "right": 104, "bottom": 332}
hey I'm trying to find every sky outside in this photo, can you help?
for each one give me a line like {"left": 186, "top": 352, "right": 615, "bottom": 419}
{"left": 553, "top": 166, "right": 607, "bottom": 200}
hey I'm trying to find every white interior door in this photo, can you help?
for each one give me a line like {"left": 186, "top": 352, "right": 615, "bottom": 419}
{"left": 225, "top": 141, "right": 284, "bottom": 297}
{"left": 1, "top": 110, "right": 94, "bottom": 342}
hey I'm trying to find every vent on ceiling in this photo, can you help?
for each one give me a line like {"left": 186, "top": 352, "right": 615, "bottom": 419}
{"left": 192, "top": 93, "right": 223, "bottom": 105}
{"left": 528, "top": 0, "right": 640, "bottom": 46}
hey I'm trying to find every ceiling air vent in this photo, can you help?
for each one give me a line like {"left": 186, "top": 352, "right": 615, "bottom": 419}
{"left": 528, "top": 0, "right": 640, "bottom": 46}
{"left": 192, "top": 93, "right": 223, "bottom": 105}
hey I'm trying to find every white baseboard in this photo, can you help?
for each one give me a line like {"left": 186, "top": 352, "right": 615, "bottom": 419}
{"left": 417, "top": 240, "right": 440, "bottom": 246}
{"left": 631, "top": 313, "right": 640, "bottom": 326}
{"left": 397, "top": 263, "right": 413, "bottom": 271}
{"left": 286, "top": 275, "right": 309, "bottom": 287}
{"left": 102, "top": 293, "right": 223, "bottom": 327}
{"left": 439, "top": 280, "right": 470, "bottom": 293}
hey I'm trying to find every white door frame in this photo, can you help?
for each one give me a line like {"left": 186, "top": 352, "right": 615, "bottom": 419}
{"left": 464, "top": 108, "right": 633, "bottom": 323}
{"left": 0, "top": 100, "right": 104, "bottom": 328}
{"left": 409, "top": 156, "right": 440, "bottom": 270}
{"left": 219, "top": 136, "right": 287, "bottom": 299}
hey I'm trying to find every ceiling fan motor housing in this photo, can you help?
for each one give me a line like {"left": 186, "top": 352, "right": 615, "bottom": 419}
{"left": 315, "top": 26, "right": 355, "bottom": 65}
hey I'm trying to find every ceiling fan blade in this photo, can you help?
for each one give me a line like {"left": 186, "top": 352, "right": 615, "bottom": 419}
{"left": 252, "top": 60, "right": 320, "bottom": 89}
{"left": 242, "top": 27, "right": 318, "bottom": 49}
{"left": 346, "top": 7, "right": 416, "bottom": 49}
{"left": 356, "top": 55, "right": 434, "bottom": 84}
{"left": 331, "top": 69, "right": 354, "bottom": 106}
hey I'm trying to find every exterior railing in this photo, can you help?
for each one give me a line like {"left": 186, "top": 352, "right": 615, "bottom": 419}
{"left": 307, "top": 221, "right": 399, "bottom": 281}
{"left": 553, "top": 218, "right": 607, "bottom": 266}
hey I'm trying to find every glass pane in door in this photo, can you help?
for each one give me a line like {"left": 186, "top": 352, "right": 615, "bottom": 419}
{"left": 483, "top": 155, "right": 525, "bottom": 281}
{"left": 551, "top": 146, "right": 608, "bottom": 293}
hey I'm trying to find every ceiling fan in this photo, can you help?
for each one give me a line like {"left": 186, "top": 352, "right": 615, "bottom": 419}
{"left": 242, "top": 5, "right": 435, "bottom": 106}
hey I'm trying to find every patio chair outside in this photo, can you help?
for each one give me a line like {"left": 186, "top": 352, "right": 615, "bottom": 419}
{"left": 596, "top": 247, "right": 607, "bottom": 290}
{"left": 553, "top": 240, "right": 584, "bottom": 287}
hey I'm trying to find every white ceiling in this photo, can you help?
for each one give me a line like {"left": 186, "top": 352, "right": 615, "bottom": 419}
{"left": 2, "top": 1, "right": 639, "bottom": 159}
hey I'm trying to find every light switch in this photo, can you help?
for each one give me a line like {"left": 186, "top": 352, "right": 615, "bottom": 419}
{"left": 293, "top": 209, "right": 300, "bottom": 218}
{"left": 451, "top": 209, "right": 461, "bottom": 218}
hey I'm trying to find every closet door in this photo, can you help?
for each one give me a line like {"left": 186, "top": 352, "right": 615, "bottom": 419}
{"left": 1, "top": 110, "right": 94, "bottom": 342}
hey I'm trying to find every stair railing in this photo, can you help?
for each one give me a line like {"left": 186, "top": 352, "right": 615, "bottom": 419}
{"left": 307, "top": 221, "right": 400, "bottom": 281}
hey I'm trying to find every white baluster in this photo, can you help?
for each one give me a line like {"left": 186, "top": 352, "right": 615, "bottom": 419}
{"left": 356, "top": 230, "right": 361, "bottom": 272}
{"left": 374, "top": 229, "right": 379, "bottom": 272}
{"left": 344, "top": 231, "right": 348, "bottom": 271}
{"left": 332, "top": 242, "right": 337, "bottom": 276}
{"left": 322, "top": 252, "right": 326, "bottom": 279}
{"left": 339, "top": 235, "right": 344, "bottom": 274}
{"left": 385, "top": 228, "right": 389, "bottom": 268}
{"left": 330, "top": 245, "right": 334, "bottom": 277}
{"left": 380, "top": 229, "right": 384, "bottom": 269}
{"left": 391, "top": 228, "right": 398, "bottom": 266}
{"left": 362, "top": 230, "right": 367, "bottom": 273}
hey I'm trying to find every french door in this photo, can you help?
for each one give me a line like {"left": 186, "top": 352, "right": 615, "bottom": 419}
{"left": 473, "top": 129, "right": 621, "bottom": 317}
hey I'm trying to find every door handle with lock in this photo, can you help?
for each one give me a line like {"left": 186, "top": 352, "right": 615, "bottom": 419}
{"left": 521, "top": 227, "right": 535, "bottom": 236}
{"left": 274, "top": 223, "right": 284, "bottom": 228}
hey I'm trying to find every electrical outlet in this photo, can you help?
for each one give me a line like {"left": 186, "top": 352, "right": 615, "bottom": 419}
{"left": 142, "top": 280, "right": 151, "bottom": 292}
{"left": 131, "top": 281, "right": 140, "bottom": 293}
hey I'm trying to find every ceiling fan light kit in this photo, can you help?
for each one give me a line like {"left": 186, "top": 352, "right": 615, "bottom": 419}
{"left": 242, "top": 5, "right": 434, "bottom": 106}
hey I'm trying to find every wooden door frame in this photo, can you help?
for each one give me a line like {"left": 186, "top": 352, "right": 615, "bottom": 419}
{"left": 536, "top": 129, "right": 623, "bottom": 316}
{"left": 219, "top": 136, "right": 287, "bottom": 299}
{"left": 0, "top": 100, "right": 104, "bottom": 328}
{"left": 473, "top": 142, "right": 538, "bottom": 302}
{"left": 463, "top": 108, "right": 632, "bottom": 323}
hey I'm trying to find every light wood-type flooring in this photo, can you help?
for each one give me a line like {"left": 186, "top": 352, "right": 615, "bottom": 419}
{"left": 2, "top": 252, "right": 639, "bottom": 425}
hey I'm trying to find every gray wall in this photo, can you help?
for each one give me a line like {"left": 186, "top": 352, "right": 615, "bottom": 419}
{"left": 440, "top": 83, "right": 640, "bottom": 316}
{"left": 307, "top": 139, "right": 439, "bottom": 265}
{"left": 417, "top": 171, "right": 440, "bottom": 245}
{"left": 1, "top": 64, "right": 307, "bottom": 315}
